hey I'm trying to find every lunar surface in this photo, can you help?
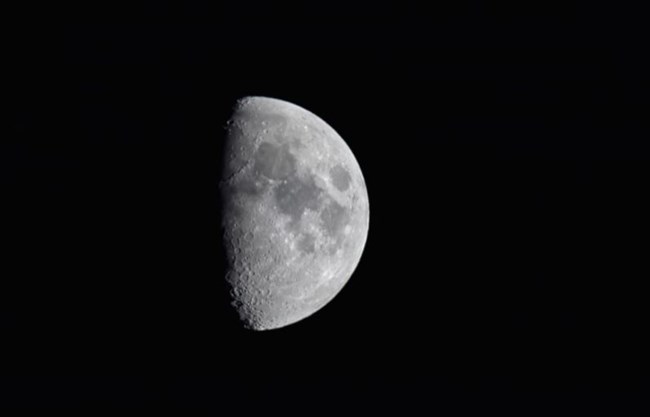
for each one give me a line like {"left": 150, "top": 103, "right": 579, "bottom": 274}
{"left": 219, "top": 96, "right": 369, "bottom": 330}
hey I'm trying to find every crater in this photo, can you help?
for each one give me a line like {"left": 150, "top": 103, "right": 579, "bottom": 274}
{"left": 254, "top": 142, "right": 296, "bottom": 180}
{"left": 330, "top": 164, "right": 351, "bottom": 191}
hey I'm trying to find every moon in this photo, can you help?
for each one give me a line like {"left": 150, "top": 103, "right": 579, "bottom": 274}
{"left": 219, "top": 96, "right": 369, "bottom": 331}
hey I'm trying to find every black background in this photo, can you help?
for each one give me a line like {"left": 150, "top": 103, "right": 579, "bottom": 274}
{"left": 3, "top": 1, "right": 649, "bottom": 412}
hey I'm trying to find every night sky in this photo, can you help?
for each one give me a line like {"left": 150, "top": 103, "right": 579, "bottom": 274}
{"left": 3, "top": 1, "right": 649, "bottom": 412}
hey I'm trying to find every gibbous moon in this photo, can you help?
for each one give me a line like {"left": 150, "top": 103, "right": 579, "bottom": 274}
{"left": 219, "top": 96, "right": 369, "bottom": 330}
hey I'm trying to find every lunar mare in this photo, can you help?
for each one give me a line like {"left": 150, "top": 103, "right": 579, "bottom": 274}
{"left": 220, "top": 96, "right": 369, "bottom": 330}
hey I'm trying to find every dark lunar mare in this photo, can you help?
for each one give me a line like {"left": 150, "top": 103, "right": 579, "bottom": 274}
{"left": 274, "top": 173, "right": 323, "bottom": 227}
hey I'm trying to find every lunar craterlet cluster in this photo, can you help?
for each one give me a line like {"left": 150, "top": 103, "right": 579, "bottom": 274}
{"left": 219, "top": 96, "right": 369, "bottom": 330}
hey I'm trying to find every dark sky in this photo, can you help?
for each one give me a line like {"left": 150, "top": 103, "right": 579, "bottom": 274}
{"left": 3, "top": 1, "right": 649, "bottom": 412}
